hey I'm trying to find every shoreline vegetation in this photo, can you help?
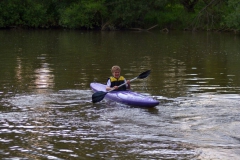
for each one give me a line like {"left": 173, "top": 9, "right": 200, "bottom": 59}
{"left": 0, "top": 0, "right": 239, "bottom": 34}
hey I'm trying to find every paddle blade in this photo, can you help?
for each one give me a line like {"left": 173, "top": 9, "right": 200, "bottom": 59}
{"left": 92, "top": 91, "right": 108, "bottom": 103}
{"left": 137, "top": 70, "right": 151, "bottom": 79}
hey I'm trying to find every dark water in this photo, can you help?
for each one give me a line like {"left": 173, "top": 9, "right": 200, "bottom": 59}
{"left": 0, "top": 30, "right": 240, "bottom": 159}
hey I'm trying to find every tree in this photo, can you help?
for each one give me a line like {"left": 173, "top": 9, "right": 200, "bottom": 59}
{"left": 59, "top": 0, "right": 107, "bottom": 29}
{"left": 189, "top": 0, "right": 227, "bottom": 30}
{"left": 179, "top": 0, "right": 199, "bottom": 12}
{"left": 223, "top": 0, "right": 240, "bottom": 32}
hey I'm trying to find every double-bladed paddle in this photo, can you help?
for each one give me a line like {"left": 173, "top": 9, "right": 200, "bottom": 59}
{"left": 92, "top": 70, "right": 151, "bottom": 103}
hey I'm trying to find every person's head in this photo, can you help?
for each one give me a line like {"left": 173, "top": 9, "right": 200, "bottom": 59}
{"left": 111, "top": 65, "right": 121, "bottom": 78}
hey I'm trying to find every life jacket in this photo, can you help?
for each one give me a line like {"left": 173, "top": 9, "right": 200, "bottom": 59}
{"left": 108, "top": 76, "right": 127, "bottom": 91}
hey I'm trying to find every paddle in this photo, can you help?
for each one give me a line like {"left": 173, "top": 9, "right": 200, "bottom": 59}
{"left": 92, "top": 70, "right": 151, "bottom": 103}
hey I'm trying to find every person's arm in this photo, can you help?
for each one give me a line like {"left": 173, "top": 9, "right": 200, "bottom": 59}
{"left": 126, "top": 80, "right": 130, "bottom": 90}
{"left": 106, "top": 86, "right": 118, "bottom": 91}
{"left": 106, "top": 79, "right": 118, "bottom": 91}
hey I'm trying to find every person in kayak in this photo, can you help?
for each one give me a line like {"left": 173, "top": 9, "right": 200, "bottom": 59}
{"left": 106, "top": 65, "right": 131, "bottom": 91}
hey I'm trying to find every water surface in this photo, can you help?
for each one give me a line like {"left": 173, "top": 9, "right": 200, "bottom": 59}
{"left": 0, "top": 30, "right": 240, "bottom": 159}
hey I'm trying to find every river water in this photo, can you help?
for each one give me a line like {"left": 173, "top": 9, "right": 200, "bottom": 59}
{"left": 0, "top": 30, "right": 240, "bottom": 159}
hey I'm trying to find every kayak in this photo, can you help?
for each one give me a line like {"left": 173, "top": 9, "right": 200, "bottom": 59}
{"left": 90, "top": 82, "right": 159, "bottom": 107}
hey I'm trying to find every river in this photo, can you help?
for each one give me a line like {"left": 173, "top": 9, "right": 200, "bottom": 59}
{"left": 0, "top": 29, "right": 240, "bottom": 159}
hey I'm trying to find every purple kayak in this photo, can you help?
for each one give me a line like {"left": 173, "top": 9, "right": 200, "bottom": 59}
{"left": 90, "top": 82, "right": 159, "bottom": 107}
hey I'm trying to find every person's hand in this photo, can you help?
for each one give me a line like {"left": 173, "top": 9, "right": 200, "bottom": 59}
{"left": 113, "top": 86, "right": 118, "bottom": 90}
{"left": 126, "top": 80, "right": 131, "bottom": 89}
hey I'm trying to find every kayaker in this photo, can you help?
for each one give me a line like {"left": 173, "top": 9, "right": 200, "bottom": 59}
{"left": 106, "top": 65, "right": 131, "bottom": 91}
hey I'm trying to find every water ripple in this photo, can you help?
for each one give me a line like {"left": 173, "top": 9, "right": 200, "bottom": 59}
{"left": 0, "top": 91, "right": 240, "bottom": 159}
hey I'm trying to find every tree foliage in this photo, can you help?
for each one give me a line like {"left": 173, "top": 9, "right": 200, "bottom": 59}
{"left": 0, "top": 0, "right": 48, "bottom": 28}
{"left": 0, "top": 0, "right": 239, "bottom": 32}
{"left": 59, "top": 0, "right": 107, "bottom": 29}
{"left": 223, "top": 0, "right": 240, "bottom": 31}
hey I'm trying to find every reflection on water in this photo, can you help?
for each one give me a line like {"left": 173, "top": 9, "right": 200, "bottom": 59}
{"left": 34, "top": 55, "right": 54, "bottom": 90}
{"left": 0, "top": 30, "right": 240, "bottom": 159}
{"left": 15, "top": 54, "right": 54, "bottom": 93}
{"left": 161, "top": 57, "right": 187, "bottom": 96}
{"left": 15, "top": 56, "right": 22, "bottom": 82}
